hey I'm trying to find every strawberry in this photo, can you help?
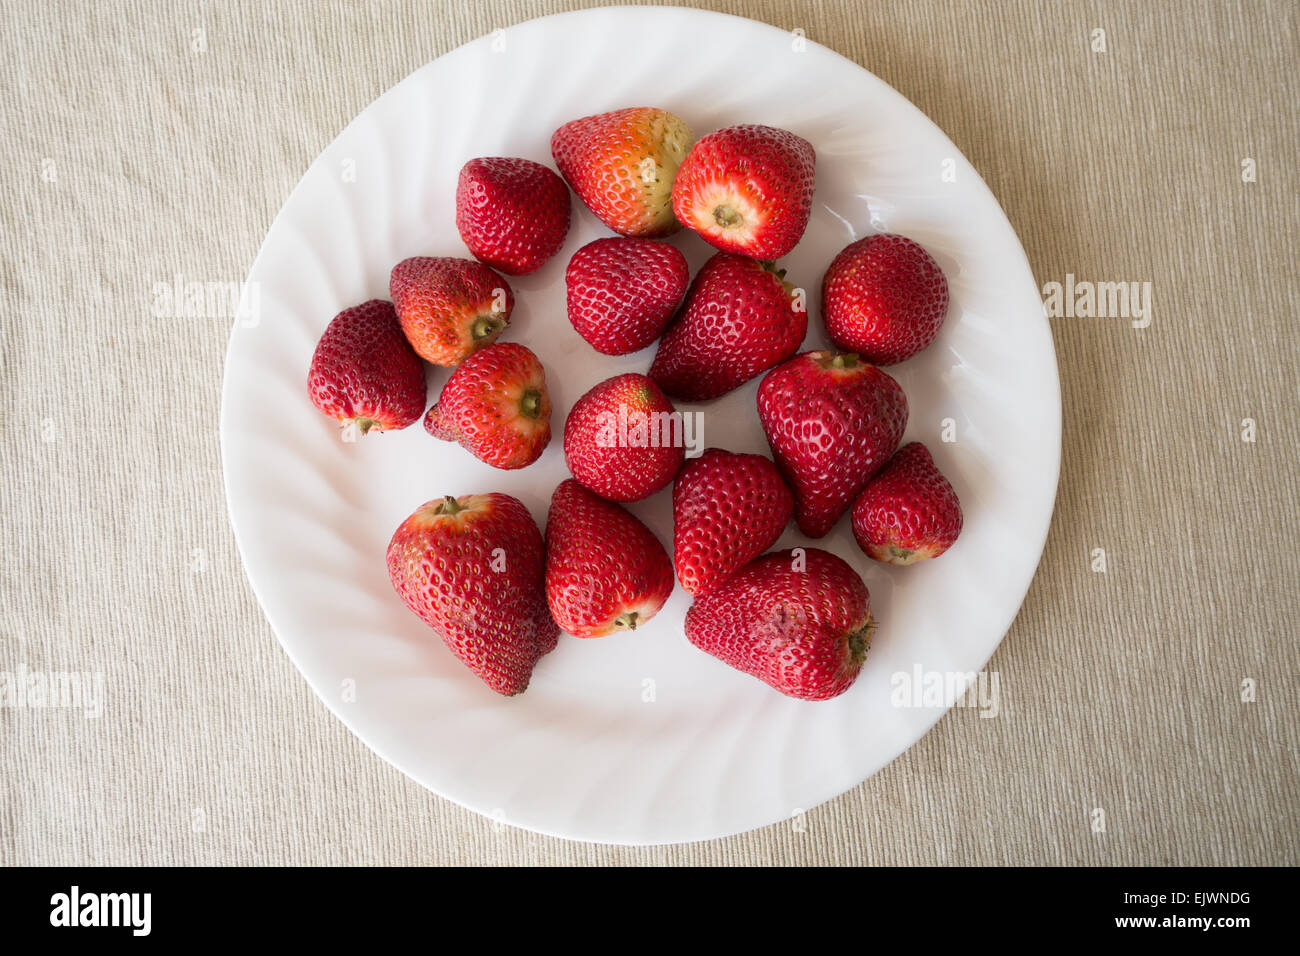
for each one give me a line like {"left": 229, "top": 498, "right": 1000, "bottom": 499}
{"left": 672, "top": 124, "right": 815, "bottom": 260}
{"left": 307, "top": 299, "right": 426, "bottom": 435}
{"left": 551, "top": 107, "right": 694, "bottom": 238}
{"left": 822, "top": 233, "right": 949, "bottom": 365}
{"left": 685, "top": 548, "right": 874, "bottom": 701}
{"left": 423, "top": 342, "right": 551, "bottom": 469}
{"left": 672, "top": 448, "right": 793, "bottom": 596}
{"left": 390, "top": 256, "right": 514, "bottom": 366}
{"left": 757, "top": 351, "right": 908, "bottom": 538}
{"left": 852, "top": 442, "right": 962, "bottom": 565}
{"left": 563, "top": 373, "right": 685, "bottom": 501}
{"left": 386, "top": 493, "right": 557, "bottom": 696}
{"left": 649, "top": 253, "right": 806, "bottom": 401}
{"left": 565, "top": 237, "right": 689, "bottom": 355}
{"left": 544, "top": 479, "right": 673, "bottom": 637}
{"left": 455, "top": 157, "right": 571, "bottom": 276}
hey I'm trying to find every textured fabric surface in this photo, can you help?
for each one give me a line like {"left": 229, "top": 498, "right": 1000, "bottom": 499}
{"left": 1, "top": 0, "right": 1297, "bottom": 865}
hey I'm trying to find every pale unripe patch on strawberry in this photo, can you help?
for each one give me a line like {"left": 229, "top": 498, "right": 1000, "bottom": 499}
{"left": 684, "top": 183, "right": 761, "bottom": 249}
{"left": 552, "top": 107, "right": 694, "bottom": 238}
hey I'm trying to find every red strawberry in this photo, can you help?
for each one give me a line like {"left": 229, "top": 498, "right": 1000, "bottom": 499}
{"left": 673, "top": 448, "right": 793, "bottom": 596}
{"left": 551, "top": 107, "right": 694, "bottom": 237}
{"left": 565, "top": 237, "right": 689, "bottom": 355}
{"left": 455, "top": 157, "right": 571, "bottom": 276}
{"left": 757, "top": 351, "right": 908, "bottom": 537}
{"left": 390, "top": 256, "right": 514, "bottom": 366}
{"left": 822, "top": 234, "right": 949, "bottom": 365}
{"left": 423, "top": 342, "right": 551, "bottom": 469}
{"left": 386, "top": 493, "right": 557, "bottom": 696}
{"left": 563, "top": 373, "right": 685, "bottom": 501}
{"left": 672, "top": 124, "right": 815, "bottom": 260}
{"left": 685, "top": 548, "right": 874, "bottom": 701}
{"left": 544, "top": 479, "right": 673, "bottom": 637}
{"left": 649, "top": 253, "right": 806, "bottom": 401}
{"left": 308, "top": 299, "right": 425, "bottom": 435}
{"left": 852, "top": 442, "right": 962, "bottom": 564}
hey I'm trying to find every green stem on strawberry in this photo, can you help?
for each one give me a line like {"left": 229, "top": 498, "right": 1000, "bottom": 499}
{"left": 520, "top": 388, "right": 542, "bottom": 419}
{"left": 434, "top": 495, "right": 464, "bottom": 516}
{"left": 471, "top": 315, "right": 505, "bottom": 340}
{"left": 614, "top": 611, "right": 640, "bottom": 631}
{"left": 846, "top": 616, "right": 876, "bottom": 665}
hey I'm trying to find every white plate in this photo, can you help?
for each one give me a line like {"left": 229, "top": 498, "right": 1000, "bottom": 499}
{"left": 221, "top": 6, "right": 1060, "bottom": 844}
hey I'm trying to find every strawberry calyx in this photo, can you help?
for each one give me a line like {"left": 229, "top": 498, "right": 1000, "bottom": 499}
{"left": 614, "top": 611, "right": 641, "bottom": 631}
{"left": 817, "top": 351, "right": 860, "bottom": 371}
{"left": 433, "top": 495, "right": 465, "bottom": 516}
{"left": 471, "top": 315, "right": 505, "bottom": 340}
{"left": 712, "top": 204, "right": 743, "bottom": 228}
{"left": 348, "top": 416, "right": 381, "bottom": 435}
{"left": 846, "top": 615, "right": 876, "bottom": 665}
{"left": 519, "top": 388, "right": 543, "bottom": 419}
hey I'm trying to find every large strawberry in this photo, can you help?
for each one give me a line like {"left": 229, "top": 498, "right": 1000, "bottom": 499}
{"left": 685, "top": 548, "right": 874, "bottom": 701}
{"left": 455, "top": 157, "right": 571, "bottom": 276}
{"left": 672, "top": 124, "right": 815, "bottom": 260}
{"left": 563, "top": 373, "right": 685, "bottom": 501}
{"left": 852, "top": 442, "right": 963, "bottom": 564}
{"left": 307, "top": 299, "right": 426, "bottom": 435}
{"left": 551, "top": 107, "right": 694, "bottom": 237}
{"left": 565, "top": 237, "right": 689, "bottom": 355}
{"left": 386, "top": 493, "right": 557, "bottom": 696}
{"left": 757, "top": 351, "right": 908, "bottom": 537}
{"left": 822, "top": 233, "right": 949, "bottom": 365}
{"left": 390, "top": 256, "right": 514, "bottom": 366}
{"left": 672, "top": 448, "right": 793, "bottom": 596}
{"left": 649, "top": 253, "right": 806, "bottom": 401}
{"left": 424, "top": 342, "right": 551, "bottom": 469}
{"left": 544, "top": 479, "right": 673, "bottom": 637}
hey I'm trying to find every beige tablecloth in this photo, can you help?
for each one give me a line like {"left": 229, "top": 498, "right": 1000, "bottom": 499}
{"left": 2, "top": 0, "right": 1296, "bottom": 865}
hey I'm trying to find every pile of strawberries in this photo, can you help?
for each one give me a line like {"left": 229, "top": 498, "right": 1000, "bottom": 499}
{"left": 308, "top": 107, "right": 963, "bottom": 701}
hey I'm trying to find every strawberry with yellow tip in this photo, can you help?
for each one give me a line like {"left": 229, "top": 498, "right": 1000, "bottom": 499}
{"left": 552, "top": 107, "right": 694, "bottom": 237}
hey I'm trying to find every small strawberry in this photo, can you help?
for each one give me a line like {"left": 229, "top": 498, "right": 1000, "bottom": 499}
{"left": 423, "top": 342, "right": 551, "bottom": 469}
{"left": 822, "top": 233, "right": 949, "bottom": 365}
{"left": 565, "top": 237, "right": 689, "bottom": 355}
{"left": 307, "top": 299, "right": 426, "bottom": 435}
{"left": 386, "top": 493, "right": 557, "bottom": 696}
{"left": 563, "top": 373, "right": 685, "bottom": 501}
{"left": 551, "top": 107, "right": 694, "bottom": 237}
{"left": 672, "top": 448, "right": 793, "bottom": 596}
{"left": 672, "top": 124, "right": 815, "bottom": 260}
{"left": 390, "top": 256, "right": 514, "bottom": 366}
{"left": 852, "top": 442, "right": 963, "bottom": 565}
{"left": 685, "top": 548, "right": 874, "bottom": 701}
{"left": 545, "top": 479, "right": 673, "bottom": 637}
{"left": 757, "top": 351, "right": 908, "bottom": 538}
{"left": 649, "top": 253, "right": 806, "bottom": 401}
{"left": 455, "top": 157, "right": 571, "bottom": 276}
